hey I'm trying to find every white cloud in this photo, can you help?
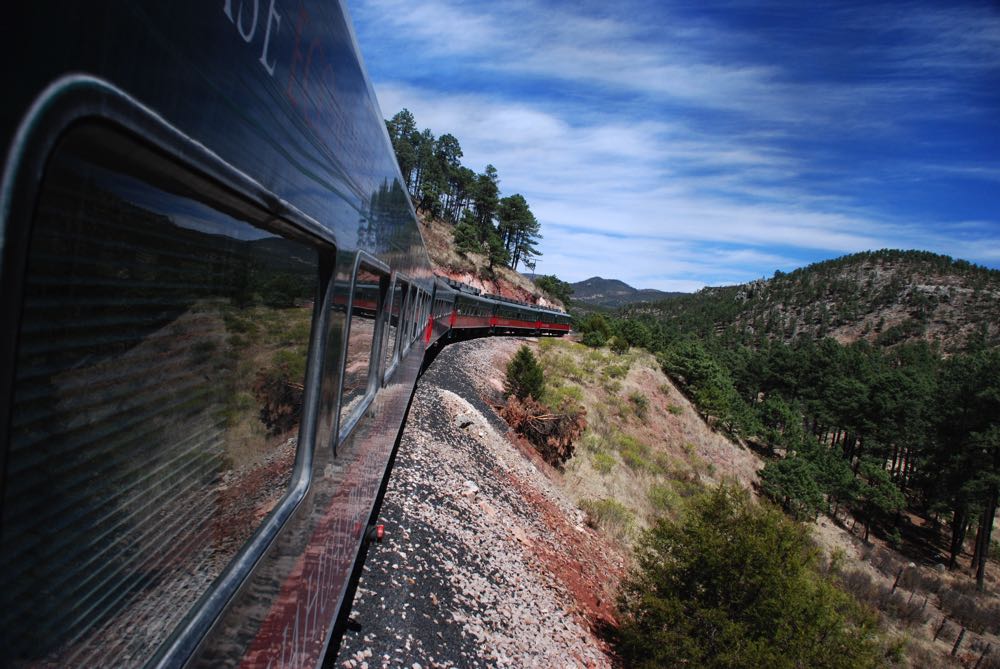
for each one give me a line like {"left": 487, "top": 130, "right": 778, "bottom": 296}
{"left": 375, "top": 79, "right": 1000, "bottom": 287}
{"left": 353, "top": 0, "right": 1000, "bottom": 288}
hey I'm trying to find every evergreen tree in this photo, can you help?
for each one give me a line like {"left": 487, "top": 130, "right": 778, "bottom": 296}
{"left": 618, "top": 486, "right": 882, "bottom": 669}
{"left": 505, "top": 345, "right": 544, "bottom": 401}
{"left": 854, "top": 458, "right": 905, "bottom": 542}
{"left": 472, "top": 164, "right": 500, "bottom": 228}
{"left": 534, "top": 275, "right": 573, "bottom": 304}
{"left": 453, "top": 210, "right": 481, "bottom": 255}
{"left": 385, "top": 109, "right": 417, "bottom": 187}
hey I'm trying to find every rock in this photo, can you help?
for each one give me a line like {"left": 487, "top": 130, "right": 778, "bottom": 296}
{"left": 935, "top": 563, "right": 946, "bottom": 572}
{"left": 455, "top": 414, "right": 474, "bottom": 429}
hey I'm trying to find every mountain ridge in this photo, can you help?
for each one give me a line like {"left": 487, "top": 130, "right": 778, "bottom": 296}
{"left": 570, "top": 276, "right": 684, "bottom": 309}
{"left": 627, "top": 249, "right": 1000, "bottom": 352}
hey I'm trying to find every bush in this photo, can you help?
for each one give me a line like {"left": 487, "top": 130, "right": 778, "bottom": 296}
{"left": 592, "top": 451, "right": 616, "bottom": 474}
{"left": 578, "top": 313, "right": 611, "bottom": 338}
{"left": 580, "top": 498, "right": 634, "bottom": 539}
{"left": 619, "top": 319, "right": 653, "bottom": 349}
{"left": 617, "top": 486, "right": 883, "bottom": 669}
{"left": 627, "top": 391, "right": 649, "bottom": 420}
{"left": 617, "top": 434, "right": 654, "bottom": 472}
{"left": 504, "top": 345, "right": 544, "bottom": 400}
{"left": 253, "top": 364, "right": 304, "bottom": 435}
{"left": 648, "top": 484, "right": 681, "bottom": 513}
{"left": 581, "top": 330, "right": 606, "bottom": 348}
{"left": 609, "top": 335, "right": 629, "bottom": 354}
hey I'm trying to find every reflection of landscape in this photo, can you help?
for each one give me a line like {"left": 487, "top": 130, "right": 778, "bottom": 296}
{"left": 0, "top": 134, "right": 319, "bottom": 667}
{"left": 339, "top": 274, "right": 380, "bottom": 428}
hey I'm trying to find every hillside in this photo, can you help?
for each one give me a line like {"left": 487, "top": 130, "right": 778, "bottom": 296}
{"left": 418, "top": 212, "right": 565, "bottom": 309}
{"left": 529, "top": 338, "right": 761, "bottom": 537}
{"left": 570, "top": 276, "right": 682, "bottom": 309}
{"left": 629, "top": 250, "right": 1000, "bottom": 352}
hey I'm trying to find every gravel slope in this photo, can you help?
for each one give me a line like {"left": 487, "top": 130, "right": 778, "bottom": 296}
{"left": 335, "top": 338, "right": 622, "bottom": 668}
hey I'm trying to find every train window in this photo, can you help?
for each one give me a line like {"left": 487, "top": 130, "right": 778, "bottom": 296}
{"left": 415, "top": 293, "right": 426, "bottom": 342}
{"left": 0, "top": 123, "right": 326, "bottom": 666}
{"left": 402, "top": 285, "right": 417, "bottom": 352}
{"left": 338, "top": 259, "right": 388, "bottom": 437}
{"left": 421, "top": 294, "right": 430, "bottom": 336}
{"left": 382, "top": 276, "right": 406, "bottom": 380}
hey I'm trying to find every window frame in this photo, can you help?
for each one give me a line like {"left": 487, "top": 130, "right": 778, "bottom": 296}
{"left": 334, "top": 250, "right": 390, "bottom": 444}
{"left": 381, "top": 273, "right": 408, "bottom": 385}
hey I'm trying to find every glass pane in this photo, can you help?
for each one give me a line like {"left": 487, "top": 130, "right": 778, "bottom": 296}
{"left": 404, "top": 287, "right": 416, "bottom": 345}
{"left": 382, "top": 280, "right": 404, "bottom": 373}
{"left": 0, "top": 126, "right": 319, "bottom": 667}
{"left": 339, "top": 265, "right": 381, "bottom": 427}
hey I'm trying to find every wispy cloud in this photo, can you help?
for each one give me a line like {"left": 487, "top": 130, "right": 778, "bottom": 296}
{"left": 350, "top": 0, "right": 1000, "bottom": 289}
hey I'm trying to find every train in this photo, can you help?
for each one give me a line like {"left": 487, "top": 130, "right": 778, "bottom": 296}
{"left": 0, "top": 2, "right": 569, "bottom": 667}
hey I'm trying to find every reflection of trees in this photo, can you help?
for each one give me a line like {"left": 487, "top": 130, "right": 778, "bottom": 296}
{"left": 1, "top": 160, "right": 318, "bottom": 664}
{"left": 357, "top": 178, "right": 411, "bottom": 253}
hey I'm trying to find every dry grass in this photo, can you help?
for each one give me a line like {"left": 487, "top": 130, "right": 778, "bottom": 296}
{"left": 520, "top": 338, "right": 762, "bottom": 542}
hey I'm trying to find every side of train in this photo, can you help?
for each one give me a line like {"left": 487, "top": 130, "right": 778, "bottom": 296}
{"left": 0, "top": 2, "right": 567, "bottom": 668}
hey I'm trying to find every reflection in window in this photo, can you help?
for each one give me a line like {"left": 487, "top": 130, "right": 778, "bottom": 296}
{"left": 0, "top": 126, "right": 321, "bottom": 667}
{"left": 403, "top": 286, "right": 416, "bottom": 349}
{"left": 339, "top": 265, "right": 383, "bottom": 432}
{"left": 383, "top": 279, "right": 405, "bottom": 375}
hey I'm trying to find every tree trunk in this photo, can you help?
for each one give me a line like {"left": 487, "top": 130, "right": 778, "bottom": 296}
{"left": 972, "top": 517, "right": 984, "bottom": 571}
{"left": 949, "top": 507, "right": 968, "bottom": 570}
{"left": 976, "top": 487, "right": 998, "bottom": 592}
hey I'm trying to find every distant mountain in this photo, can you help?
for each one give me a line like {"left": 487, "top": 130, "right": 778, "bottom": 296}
{"left": 570, "top": 276, "right": 684, "bottom": 308}
{"left": 627, "top": 250, "right": 1000, "bottom": 352}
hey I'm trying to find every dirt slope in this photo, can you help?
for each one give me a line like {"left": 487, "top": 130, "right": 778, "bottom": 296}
{"left": 418, "top": 213, "right": 564, "bottom": 310}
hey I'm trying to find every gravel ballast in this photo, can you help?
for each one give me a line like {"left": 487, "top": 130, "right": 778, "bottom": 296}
{"left": 335, "top": 337, "right": 622, "bottom": 668}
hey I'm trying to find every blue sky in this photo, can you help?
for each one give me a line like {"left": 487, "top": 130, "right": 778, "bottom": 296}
{"left": 347, "top": 0, "right": 1000, "bottom": 291}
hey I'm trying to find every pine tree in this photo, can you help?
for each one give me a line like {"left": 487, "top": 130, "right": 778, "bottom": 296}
{"left": 504, "top": 346, "right": 544, "bottom": 401}
{"left": 618, "top": 486, "right": 882, "bottom": 669}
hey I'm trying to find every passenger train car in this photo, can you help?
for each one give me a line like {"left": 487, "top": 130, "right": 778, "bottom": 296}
{"left": 0, "top": 3, "right": 568, "bottom": 667}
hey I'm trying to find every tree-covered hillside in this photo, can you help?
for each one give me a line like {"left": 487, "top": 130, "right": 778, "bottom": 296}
{"left": 629, "top": 250, "right": 1000, "bottom": 352}
{"left": 386, "top": 109, "right": 542, "bottom": 274}
{"left": 575, "top": 249, "right": 1000, "bottom": 593}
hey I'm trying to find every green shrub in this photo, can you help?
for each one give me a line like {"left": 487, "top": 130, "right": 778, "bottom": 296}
{"left": 759, "top": 455, "right": 826, "bottom": 521}
{"left": 628, "top": 391, "right": 649, "bottom": 420}
{"left": 603, "top": 378, "right": 622, "bottom": 394}
{"left": 609, "top": 335, "right": 629, "bottom": 354}
{"left": 544, "top": 383, "right": 585, "bottom": 414}
{"left": 605, "top": 362, "right": 629, "bottom": 379}
{"left": 617, "top": 434, "right": 654, "bottom": 472}
{"left": 578, "top": 313, "right": 611, "bottom": 338}
{"left": 581, "top": 330, "right": 607, "bottom": 348}
{"left": 592, "top": 451, "right": 616, "bottom": 474}
{"left": 505, "top": 345, "right": 544, "bottom": 400}
{"left": 667, "top": 404, "right": 684, "bottom": 415}
{"left": 648, "top": 484, "right": 681, "bottom": 513}
{"left": 272, "top": 348, "right": 306, "bottom": 380}
{"left": 581, "top": 432, "right": 603, "bottom": 453}
{"left": 580, "top": 498, "right": 634, "bottom": 539}
{"left": 617, "top": 486, "right": 883, "bottom": 669}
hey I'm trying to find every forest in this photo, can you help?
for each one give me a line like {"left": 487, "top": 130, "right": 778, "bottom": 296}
{"left": 385, "top": 109, "right": 542, "bottom": 273}
{"left": 574, "top": 255, "right": 1000, "bottom": 593}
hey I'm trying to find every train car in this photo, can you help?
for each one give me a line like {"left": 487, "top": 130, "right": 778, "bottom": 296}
{"left": 0, "top": 3, "right": 568, "bottom": 668}
{"left": 538, "top": 307, "right": 573, "bottom": 336}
